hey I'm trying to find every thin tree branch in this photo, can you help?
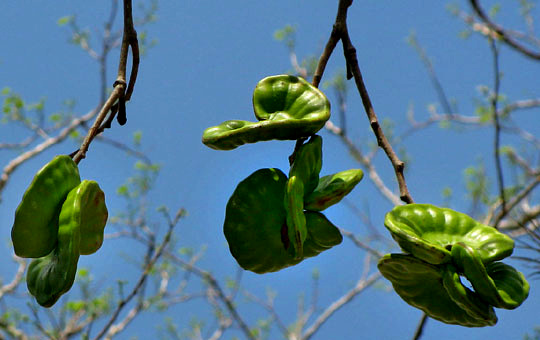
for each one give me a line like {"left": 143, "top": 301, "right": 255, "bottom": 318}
{"left": 412, "top": 313, "right": 429, "bottom": 340}
{"left": 469, "top": 0, "right": 540, "bottom": 60}
{"left": 301, "top": 271, "right": 381, "bottom": 340}
{"left": 0, "top": 257, "right": 27, "bottom": 300}
{"left": 73, "top": 0, "right": 139, "bottom": 163}
{"left": 489, "top": 38, "right": 506, "bottom": 227}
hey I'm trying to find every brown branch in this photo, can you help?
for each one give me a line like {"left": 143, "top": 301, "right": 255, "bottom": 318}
{"left": 493, "top": 175, "right": 540, "bottom": 226}
{"left": 92, "top": 211, "right": 179, "bottom": 340}
{"left": 469, "top": 0, "right": 540, "bottom": 60}
{"left": 489, "top": 39, "right": 506, "bottom": 227}
{"left": 312, "top": 0, "right": 414, "bottom": 204}
{"left": 73, "top": 0, "right": 139, "bottom": 163}
{"left": 0, "top": 257, "right": 27, "bottom": 300}
{"left": 0, "top": 107, "right": 98, "bottom": 198}
{"left": 412, "top": 313, "right": 429, "bottom": 340}
{"left": 301, "top": 271, "right": 381, "bottom": 340}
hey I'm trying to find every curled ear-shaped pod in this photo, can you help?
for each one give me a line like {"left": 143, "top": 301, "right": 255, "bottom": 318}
{"left": 304, "top": 169, "right": 364, "bottom": 211}
{"left": 224, "top": 168, "right": 343, "bottom": 274}
{"left": 223, "top": 168, "right": 298, "bottom": 273}
{"left": 378, "top": 253, "right": 497, "bottom": 327}
{"left": 12, "top": 155, "right": 81, "bottom": 258}
{"left": 26, "top": 181, "right": 85, "bottom": 307}
{"left": 76, "top": 180, "right": 108, "bottom": 255}
{"left": 202, "top": 75, "right": 330, "bottom": 150}
{"left": 383, "top": 204, "right": 514, "bottom": 265}
{"left": 451, "top": 243, "right": 529, "bottom": 310}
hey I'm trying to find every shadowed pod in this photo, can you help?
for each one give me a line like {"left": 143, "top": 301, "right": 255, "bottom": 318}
{"left": 378, "top": 204, "right": 529, "bottom": 327}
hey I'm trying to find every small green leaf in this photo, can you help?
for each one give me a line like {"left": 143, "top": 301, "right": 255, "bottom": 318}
{"left": 57, "top": 16, "right": 73, "bottom": 26}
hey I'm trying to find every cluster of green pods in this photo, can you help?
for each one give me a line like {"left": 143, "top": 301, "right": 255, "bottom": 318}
{"left": 377, "top": 204, "right": 529, "bottom": 327}
{"left": 203, "top": 75, "right": 363, "bottom": 273}
{"left": 11, "top": 155, "right": 108, "bottom": 307}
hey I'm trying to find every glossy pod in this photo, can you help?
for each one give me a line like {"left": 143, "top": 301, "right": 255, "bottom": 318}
{"left": 12, "top": 155, "right": 81, "bottom": 258}
{"left": 224, "top": 168, "right": 342, "bottom": 274}
{"left": 26, "top": 181, "right": 84, "bottom": 307}
{"left": 378, "top": 253, "right": 497, "bottom": 327}
{"left": 302, "top": 211, "right": 342, "bottom": 257}
{"left": 202, "top": 75, "right": 330, "bottom": 150}
{"left": 304, "top": 169, "right": 364, "bottom": 211}
{"left": 384, "top": 204, "right": 514, "bottom": 265}
{"left": 288, "top": 135, "right": 323, "bottom": 195}
{"left": 284, "top": 176, "right": 307, "bottom": 259}
{"left": 451, "top": 243, "right": 529, "bottom": 310}
{"left": 75, "top": 180, "right": 108, "bottom": 255}
{"left": 224, "top": 168, "right": 296, "bottom": 273}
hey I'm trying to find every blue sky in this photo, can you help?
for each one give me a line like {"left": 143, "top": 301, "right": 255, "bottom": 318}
{"left": 1, "top": 1, "right": 538, "bottom": 339}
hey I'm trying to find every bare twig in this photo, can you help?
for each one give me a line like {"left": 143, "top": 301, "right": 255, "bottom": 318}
{"left": 313, "top": 0, "right": 414, "bottom": 204}
{"left": 73, "top": 0, "right": 139, "bottom": 164}
{"left": 301, "top": 271, "right": 381, "bottom": 340}
{"left": 489, "top": 38, "right": 506, "bottom": 227}
{"left": 469, "top": 0, "right": 540, "bottom": 60}
{"left": 0, "top": 107, "right": 98, "bottom": 198}
{"left": 92, "top": 212, "right": 179, "bottom": 340}
{"left": 412, "top": 313, "right": 429, "bottom": 340}
{"left": 0, "top": 257, "right": 27, "bottom": 300}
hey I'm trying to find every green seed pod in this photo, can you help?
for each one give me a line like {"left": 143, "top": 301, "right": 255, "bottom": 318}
{"left": 384, "top": 204, "right": 514, "bottom": 265}
{"left": 12, "top": 155, "right": 81, "bottom": 258}
{"left": 75, "top": 180, "right": 108, "bottom": 255}
{"left": 284, "top": 176, "right": 307, "bottom": 260}
{"left": 441, "top": 264, "right": 497, "bottom": 326}
{"left": 224, "top": 168, "right": 299, "bottom": 273}
{"left": 378, "top": 253, "right": 497, "bottom": 327}
{"left": 303, "top": 211, "right": 343, "bottom": 258}
{"left": 202, "top": 120, "right": 257, "bottom": 151}
{"left": 202, "top": 75, "right": 330, "bottom": 150}
{"left": 26, "top": 181, "right": 84, "bottom": 307}
{"left": 450, "top": 243, "right": 529, "bottom": 310}
{"left": 304, "top": 169, "right": 364, "bottom": 211}
{"left": 289, "top": 135, "right": 323, "bottom": 195}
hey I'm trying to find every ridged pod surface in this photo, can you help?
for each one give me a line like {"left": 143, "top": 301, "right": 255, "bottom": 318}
{"left": 26, "top": 182, "right": 84, "bottom": 307}
{"left": 451, "top": 243, "right": 529, "bottom": 310}
{"left": 378, "top": 253, "right": 497, "bottom": 327}
{"left": 12, "top": 155, "right": 81, "bottom": 258}
{"left": 75, "top": 180, "right": 108, "bottom": 255}
{"left": 384, "top": 204, "right": 514, "bottom": 265}
{"left": 202, "top": 75, "right": 330, "bottom": 150}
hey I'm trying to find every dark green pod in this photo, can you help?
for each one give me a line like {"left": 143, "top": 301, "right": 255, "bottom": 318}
{"left": 26, "top": 181, "right": 84, "bottom": 307}
{"left": 304, "top": 169, "right": 364, "bottom": 211}
{"left": 384, "top": 204, "right": 514, "bottom": 265}
{"left": 224, "top": 168, "right": 298, "bottom": 273}
{"left": 12, "top": 155, "right": 81, "bottom": 258}
{"left": 289, "top": 135, "right": 323, "bottom": 195}
{"left": 202, "top": 75, "right": 330, "bottom": 150}
{"left": 75, "top": 180, "right": 108, "bottom": 255}
{"left": 441, "top": 264, "right": 497, "bottom": 326}
{"left": 378, "top": 253, "right": 497, "bottom": 327}
{"left": 451, "top": 243, "right": 529, "bottom": 310}
{"left": 303, "top": 211, "right": 343, "bottom": 258}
